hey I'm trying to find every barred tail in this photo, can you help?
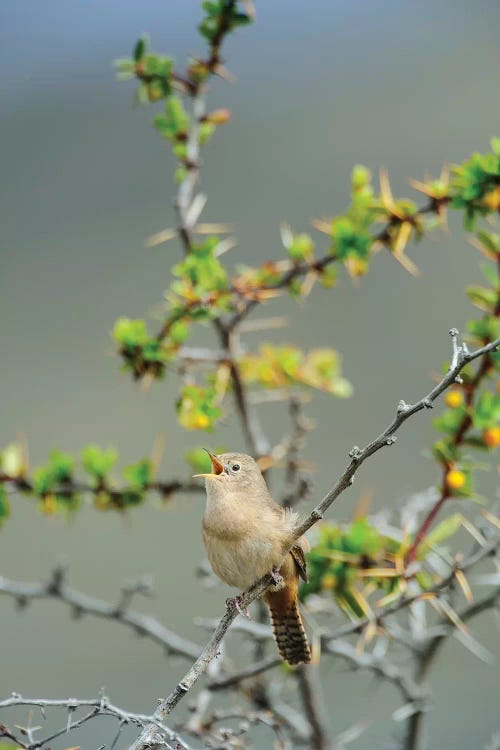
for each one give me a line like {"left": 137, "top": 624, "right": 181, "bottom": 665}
{"left": 265, "top": 585, "right": 311, "bottom": 666}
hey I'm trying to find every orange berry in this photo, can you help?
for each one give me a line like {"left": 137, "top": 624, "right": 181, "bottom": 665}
{"left": 483, "top": 427, "right": 500, "bottom": 448}
{"left": 205, "top": 108, "right": 232, "bottom": 125}
{"left": 445, "top": 390, "right": 463, "bottom": 408}
{"left": 447, "top": 469, "right": 466, "bottom": 491}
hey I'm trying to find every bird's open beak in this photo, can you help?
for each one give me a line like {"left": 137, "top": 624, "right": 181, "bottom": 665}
{"left": 192, "top": 450, "right": 224, "bottom": 479}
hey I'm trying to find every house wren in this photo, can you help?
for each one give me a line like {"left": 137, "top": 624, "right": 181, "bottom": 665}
{"left": 194, "top": 450, "right": 311, "bottom": 665}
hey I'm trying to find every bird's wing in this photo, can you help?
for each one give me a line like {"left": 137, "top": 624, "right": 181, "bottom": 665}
{"left": 290, "top": 543, "right": 308, "bottom": 582}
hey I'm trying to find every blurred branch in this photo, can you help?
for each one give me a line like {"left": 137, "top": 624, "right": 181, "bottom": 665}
{"left": 0, "top": 472, "right": 202, "bottom": 505}
{"left": 296, "top": 665, "right": 335, "bottom": 750}
{"left": 281, "top": 396, "right": 314, "bottom": 507}
{"left": 216, "top": 322, "right": 271, "bottom": 456}
{"left": 0, "top": 565, "right": 200, "bottom": 661}
{"left": 213, "top": 194, "right": 449, "bottom": 332}
{"left": 128, "top": 330, "right": 499, "bottom": 750}
{"left": 402, "top": 587, "right": 500, "bottom": 750}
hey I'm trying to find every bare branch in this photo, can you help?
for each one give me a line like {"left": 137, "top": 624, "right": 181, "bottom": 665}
{"left": 0, "top": 565, "right": 200, "bottom": 661}
{"left": 296, "top": 665, "right": 335, "bottom": 750}
{"left": 0, "top": 693, "right": 188, "bottom": 750}
{"left": 402, "top": 588, "right": 500, "bottom": 750}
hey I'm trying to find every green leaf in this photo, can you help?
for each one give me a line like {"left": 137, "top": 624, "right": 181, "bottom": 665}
{"left": 491, "top": 136, "right": 500, "bottom": 157}
{"left": 113, "top": 318, "right": 149, "bottom": 348}
{"left": 432, "top": 439, "right": 458, "bottom": 465}
{"left": 433, "top": 407, "right": 467, "bottom": 436}
{"left": 82, "top": 445, "right": 118, "bottom": 479}
{"left": 199, "top": 122, "right": 215, "bottom": 144}
{"left": 0, "top": 485, "right": 10, "bottom": 527}
{"left": 473, "top": 392, "right": 500, "bottom": 429}
{"left": 133, "top": 36, "right": 148, "bottom": 62}
{"left": 343, "top": 518, "right": 382, "bottom": 556}
{"left": 287, "top": 233, "right": 314, "bottom": 261}
{"left": 480, "top": 262, "right": 499, "bottom": 289}
{"left": 48, "top": 450, "right": 74, "bottom": 481}
{"left": 477, "top": 230, "right": 500, "bottom": 254}
{"left": 351, "top": 164, "right": 371, "bottom": 190}
{"left": 169, "top": 320, "right": 189, "bottom": 344}
{"left": 123, "top": 459, "right": 152, "bottom": 490}
{"left": 467, "top": 286, "right": 497, "bottom": 312}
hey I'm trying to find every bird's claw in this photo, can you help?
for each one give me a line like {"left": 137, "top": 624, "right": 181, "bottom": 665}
{"left": 227, "top": 595, "right": 251, "bottom": 620}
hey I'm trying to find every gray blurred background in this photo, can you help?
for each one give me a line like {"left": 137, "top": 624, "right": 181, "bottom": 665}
{"left": 1, "top": 1, "right": 499, "bottom": 747}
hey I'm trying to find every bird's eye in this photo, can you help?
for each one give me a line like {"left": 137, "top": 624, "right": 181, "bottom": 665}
{"left": 232, "top": 463, "right": 241, "bottom": 472}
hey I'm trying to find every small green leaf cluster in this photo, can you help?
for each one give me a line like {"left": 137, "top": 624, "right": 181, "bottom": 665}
{"left": 301, "top": 515, "right": 462, "bottom": 616}
{"left": 0, "top": 485, "right": 10, "bottom": 527}
{"left": 113, "top": 317, "right": 174, "bottom": 379}
{"left": 81, "top": 447, "right": 153, "bottom": 508}
{"left": 451, "top": 138, "right": 500, "bottom": 230}
{"left": 152, "top": 93, "right": 222, "bottom": 165}
{"left": 239, "top": 344, "right": 352, "bottom": 397}
{"left": 154, "top": 96, "right": 190, "bottom": 156}
{"left": 116, "top": 36, "right": 174, "bottom": 102}
{"left": 0, "top": 442, "right": 158, "bottom": 521}
{"left": 329, "top": 165, "right": 380, "bottom": 276}
{"left": 116, "top": 2, "right": 249, "bottom": 166}
{"left": 177, "top": 382, "right": 223, "bottom": 431}
{"left": 173, "top": 238, "right": 229, "bottom": 297}
{"left": 301, "top": 519, "right": 405, "bottom": 616}
{"left": 82, "top": 445, "right": 118, "bottom": 479}
{"left": 199, "top": 1, "right": 253, "bottom": 44}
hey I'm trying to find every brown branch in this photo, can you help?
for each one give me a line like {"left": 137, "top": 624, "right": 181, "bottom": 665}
{"left": 296, "top": 665, "right": 335, "bottom": 750}
{"left": 0, "top": 471, "right": 202, "bottom": 508}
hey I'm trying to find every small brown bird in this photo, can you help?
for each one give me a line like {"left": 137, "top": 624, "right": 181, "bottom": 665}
{"left": 194, "top": 450, "right": 311, "bottom": 665}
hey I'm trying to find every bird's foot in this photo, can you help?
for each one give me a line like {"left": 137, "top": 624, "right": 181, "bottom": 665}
{"left": 270, "top": 567, "right": 284, "bottom": 587}
{"left": 227, "top": 595, "right": 251, "bottom": 620}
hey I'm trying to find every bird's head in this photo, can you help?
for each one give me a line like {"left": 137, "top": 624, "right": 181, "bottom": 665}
{"left": 193, "top": 450, "right": 264, "bottom": 493}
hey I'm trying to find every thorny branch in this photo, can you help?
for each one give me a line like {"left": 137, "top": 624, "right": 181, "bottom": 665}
{"left": 127, "top": 331, "right": 500, "bottom": 750}
{"left": 2, "top": 530, "right": 498, "bottom": 749}
{"left": 0, "top": 472, "right": 202, "bottom": 506}
{"left": 0, "top": 565, "right": 201, "bottom": 661}
{"left": 401, "top": 580, "right": 500, "bottom": 750}
{"left": 0, "top": 693, "right": 187, "bottom": 750}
